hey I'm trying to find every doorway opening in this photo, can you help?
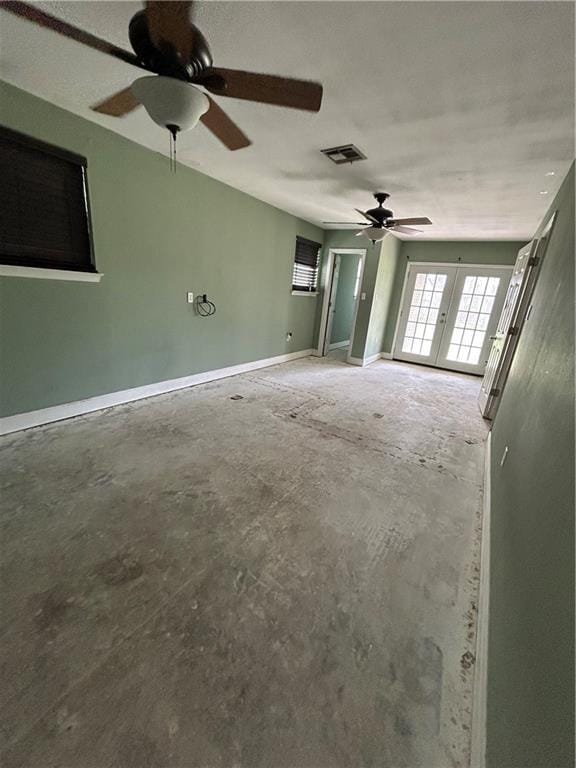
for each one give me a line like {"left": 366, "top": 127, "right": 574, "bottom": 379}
{"left": 317, "top": 248, "right": 366, "bottom": 362}
{"left": 392, "top": 262, "right": 513, "bottom": 376}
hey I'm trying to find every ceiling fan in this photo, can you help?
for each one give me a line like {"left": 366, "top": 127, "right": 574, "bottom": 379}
{"left": 2, "top": 1, "right": 323, "bottom": 155}
{"left": 324, "top": 192, "right": 432, "bottom": 242}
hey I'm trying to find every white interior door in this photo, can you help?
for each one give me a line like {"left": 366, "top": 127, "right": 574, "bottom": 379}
{"left": 322, "top": 256, "right": 340, "bottom": 355}
{"left": 479, "top": 212, "right": 556, "bottom": 418}
{"left": 436, "top": 267, "right": 512, "bottom": 375}
{"left": 394, "top": 266, "right": 457, "bottom": 365}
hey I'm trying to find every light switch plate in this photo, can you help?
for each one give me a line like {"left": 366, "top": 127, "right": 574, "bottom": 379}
{"left": 187, "top": 292, "right": 194, "bottom": 304}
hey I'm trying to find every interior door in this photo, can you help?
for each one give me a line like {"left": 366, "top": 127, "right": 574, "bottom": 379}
{"left": 479, "top": 212, "right": 556, "bottom": 418}
{"left": 394, "top": 265, "right": 457, "bottom": 365}
{"left": 323, "top": 255, "right": 341, "bottom": 355}
{"left": 436, "top": 267, "right": 512, "bottom": 375}
{"left": 478, "top": 243, "right": 534, "bottom": 415}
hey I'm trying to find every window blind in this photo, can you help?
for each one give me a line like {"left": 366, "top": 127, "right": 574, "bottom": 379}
{"left": 0, "top": 127, "right": 96, "bottom": 272}
{"left": 292, "top": 236, "right": 321, "bottom": 292}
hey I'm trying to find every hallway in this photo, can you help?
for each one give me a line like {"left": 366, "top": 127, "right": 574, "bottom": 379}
{"left": 0, "top": 357, "right": 487, "bottom": 767}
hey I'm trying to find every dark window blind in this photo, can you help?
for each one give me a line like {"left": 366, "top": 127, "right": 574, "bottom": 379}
{"left": 292, "top": 236, "right": 321, "bottom": 292}
{"left": 0, "top": 127, "right": 95, "bottom": 272}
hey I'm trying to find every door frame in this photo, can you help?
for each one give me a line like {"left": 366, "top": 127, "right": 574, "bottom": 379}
{"left": 391, "top": 262, "right": 515, "bottom": 368}
{"left": 316, "top": 248, "right": 366, "bottom": 363}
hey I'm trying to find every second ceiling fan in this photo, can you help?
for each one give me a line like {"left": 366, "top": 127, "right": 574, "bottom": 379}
{"left": 324, "top": 193, "right": 432, "bottom": 243}
{"left": 3, "top": 1, "right": 323, "bottom": 152}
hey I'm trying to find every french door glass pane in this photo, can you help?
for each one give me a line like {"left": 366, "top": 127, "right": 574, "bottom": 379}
{"left": 401, "top": 272, "right": 448, "bottom": 357}
{"left": 446, "top": 275, "right": 501, "bottom": 364}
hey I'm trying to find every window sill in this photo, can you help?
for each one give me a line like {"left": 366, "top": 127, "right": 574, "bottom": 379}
{"left": 0, "top": 265, "right": 102, "bottom": 283}
{"left": 292, "top": 291, "right": 318, "bottom": 297}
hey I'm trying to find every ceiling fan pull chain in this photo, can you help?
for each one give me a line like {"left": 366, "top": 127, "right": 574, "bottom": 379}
{"left": 167, "top": 124, "right": 179, "bottom": 173}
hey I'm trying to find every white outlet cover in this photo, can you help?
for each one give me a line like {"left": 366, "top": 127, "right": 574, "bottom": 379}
{"left": 187, "top": 292, "right": 194, "bottom": 304}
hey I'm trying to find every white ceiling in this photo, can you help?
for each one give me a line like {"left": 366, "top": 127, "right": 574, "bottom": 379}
{"left": 0, "top": 1, "right": 574, "bottom": 239}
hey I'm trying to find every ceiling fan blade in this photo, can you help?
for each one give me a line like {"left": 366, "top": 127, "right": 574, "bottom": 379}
{"left": 389, "top": 225, "right": 423, "bottom": 235}
{"left": 388, "top": 217, "right": 432, "bottom": 226}
{"left": 201, "top": 68, "right": 322, "bottom": 112}
{"left": 145, "top": 1, "right": 195, "bottom": 65}
{"left": 91, "top": 87, "right": 141, "bottom": 117}
{"left": 200, "top": 97, "right": 251, "bottom": 151}
{"left": 1, "top": 1, "right": 146, "bottom": 70}
{"left": 355, "top": 208, "right": 379, "bottom": 225}
{"left": 323, "top": 222, "right": 369, "bottom": 226}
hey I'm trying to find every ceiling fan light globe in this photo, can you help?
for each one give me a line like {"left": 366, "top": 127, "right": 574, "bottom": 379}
{"left": 361, "top": 226, "right": 387, "bottom": 243}
{"left": 131, "top": 76, "right": 209, "bottom": 132}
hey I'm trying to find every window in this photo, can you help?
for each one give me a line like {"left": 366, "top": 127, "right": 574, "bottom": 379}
{"left": 0, "top": 126, "right": 96, "bottom": 274}
{"left": 292, "top": 236, "right": 321, "bottom": 293}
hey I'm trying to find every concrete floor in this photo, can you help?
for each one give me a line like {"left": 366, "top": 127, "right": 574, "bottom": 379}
{"left": 0, "top": 356, "right": 487, "bottom": 768}
{"left": 327, "top": 346, "right": 349, "bottom": 361}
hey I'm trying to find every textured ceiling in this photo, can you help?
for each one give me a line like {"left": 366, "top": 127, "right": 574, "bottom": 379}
{"left": 0, "top": 1, "right": 574, "bottom": 239}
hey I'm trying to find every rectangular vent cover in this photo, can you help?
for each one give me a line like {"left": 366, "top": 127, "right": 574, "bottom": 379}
{"left": 321, "top": 144, "right": 367, "bottom": 165}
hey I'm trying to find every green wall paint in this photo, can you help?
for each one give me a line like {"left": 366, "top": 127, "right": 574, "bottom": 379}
{"left": 330, "top": 253, "right": 359, "bottom": 345}
{"left": 364, "top": 235, "right": 401, "bottom": 358}
{"left": 0, "top": 81, "right": 323, "bottom": 417}
{"left": 382, "top": 241, "right": 524, "bottom": 353}
{"left": 486, "top": 165, "right": 575, "bottom": 768}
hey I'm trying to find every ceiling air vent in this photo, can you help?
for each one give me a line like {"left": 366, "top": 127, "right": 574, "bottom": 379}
{"left": 321, "top": 144, "right": 367, "bottom": 165}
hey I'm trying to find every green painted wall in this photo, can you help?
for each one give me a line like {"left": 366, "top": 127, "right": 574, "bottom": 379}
{"left": 330, "top": 253, "right": 359, "bottom": 345}
{"left": 486, "top": 165, "right": 575, "bottom": 768}
{"left": 364, "top": 235, "right": 401, "bottom": 358}
{"left": 0, "top": 81, "right": 323, "bottom": 417}
{"left": 382, "top": 241, "right": 524, "bottom": 353}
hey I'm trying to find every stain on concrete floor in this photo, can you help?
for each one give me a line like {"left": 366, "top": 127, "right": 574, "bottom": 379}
{"left": 0, "top": 357, "right": 487, "bottom": 767}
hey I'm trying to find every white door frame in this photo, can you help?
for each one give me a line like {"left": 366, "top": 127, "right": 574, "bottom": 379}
{"left": 391, "top": 262, "right": 514, "bottom": 362}
{"left": 323, "top": 254, "right": 342, "bottom": 355}
{"left": 316, "top": 248, "right": 366, "bottom": 363}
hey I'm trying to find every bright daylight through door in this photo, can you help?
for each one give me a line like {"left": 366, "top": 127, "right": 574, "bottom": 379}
{"left": 401, "top": 272, "right": 447, "bottom": 357}
{"left": 446, "top": 275, "right": 500, "bottom": 366}
{"left": 396, "top": 264, "right": 512, "bottom": 375}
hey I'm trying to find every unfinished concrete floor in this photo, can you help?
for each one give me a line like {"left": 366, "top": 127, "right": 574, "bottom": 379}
{"left": 0, "top": 356, "right": 487, "bottom": 768}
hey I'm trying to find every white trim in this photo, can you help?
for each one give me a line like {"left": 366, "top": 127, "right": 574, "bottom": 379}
{"left": 328, "top": 340, "right": 350, "bottom": 350}
{"left": 316, "top": 248, "right": 366, "bottom": 362}
{"left": 291, "top": 290, "right": 318, "bottom": 297}
{"left": 381, "top": 352, "right": 393, "bottom": 359}
{"left": 345, "top": 353, "right": 381, "bottom": 368}
{"left": 0, "top": 265, "right": 103, "bottom": 282}
{"left": 0, "top": 348, "right": 314, "bottom": 435}
{"left": 407, "top": 262, "right": 514, "bottom": 270}
{"left": 470, "top": 430, "right": 491, "bottom": 768}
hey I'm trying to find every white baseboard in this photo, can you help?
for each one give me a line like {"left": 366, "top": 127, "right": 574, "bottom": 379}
{"left": 347, "top": 353, "right": 381, "bottom": 367}
{"left": 328, "top": 340, "right": 350, "bottom": 350}
{"left": 381, "top": 352, "right": 393, "bottom": 360}
{"left": 0, "top": 348, "right": 314, "bottom": 435}
{"left": 470, "top": 429, "right": 491, "bottom": 768}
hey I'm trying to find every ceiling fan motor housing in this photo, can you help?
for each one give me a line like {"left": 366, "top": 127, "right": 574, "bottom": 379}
{"left": 129, "top": 10, "right": 213, "bottom": 81}
{"left": 366, "top": 192, "right": 393, "bottom": 226}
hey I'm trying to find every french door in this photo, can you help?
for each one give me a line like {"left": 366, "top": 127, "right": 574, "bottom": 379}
{"left": 394, "top": 264, "right": 512, "bottom": 375}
